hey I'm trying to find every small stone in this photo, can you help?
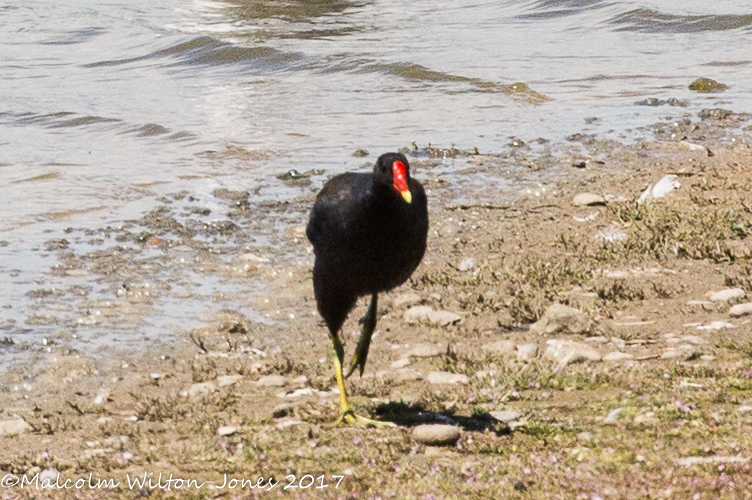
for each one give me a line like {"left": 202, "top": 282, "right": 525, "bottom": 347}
{"left": 393, "top": 292, "right": 421, "bottom": 308}
{"left": 395, "top": 369, "right": 423, "bottom": 382}
{"left": 661, "top": 345, "right": 698, "bottom": 360}
{"left": 609, "top": 337, "right": 626, "bottom": 349}
{"left": 489, "top": 410, "right": 520, "bottom": 423}
{"left": 738, "top": 406, "right": 752, "bottom": 413}
{"left": 577, "top": 431, "right": 594, "bottom": 442}
{"left": 603, "top": 408, "right": 623, "bottom": 424}
{"left": 633, "top": 413, "right": 659, "bottom": 425}
{"left": 603, "top": 352, "right": 634, "bottom": 361}
{"left": 39, "top": 468, "right": 59, "bottom": 485}
{"left": 426, "top": 310, "right": 462, "bottom": 326}
{"left": 730, "top": 303, "right": 752, "bottom": 317}
{"left": 186, "top": 381, "right": 218, "bottom": 397}
{"left": 482, "top": 340, "right": 516, "bottom": 356}
{"left": 572, "top": 193, "right": 606, "bottom": 207}
{"left": 409, "top": 343, "right": 446, "bottom": 358}
{"left": 458, "top": 258, "right": 475, "bottom": 272}
{"left": 530, "top": 303, "right": 591, "bottom": 335}
{"left": 272, "top": 402, "right": 298, "bottom": 418}
{"left": 0, "top": 419, "right": 31, "bottom": 436}
{"left": 257, "top": 375, "right": 287, "bottom": 387}
{"left": 217, "top": 425, "right": 238, "bottom": 436}
{"left": 217, "top": 375, "right": 243, "bottom": 387}
{"left": 291, "top": 375, "right": 308, "bottom": 386}
{"left": 516, "top": 343, "right": 538, "bottom": 361}
{"left": 689, "top": 77, "right": 728, "bottom": 93}
{"left": 426, "top": 371, "right": 469, "bottom": 385}
{"left": 708, "top": 288, "right": 745, "bottom": 302}
{"left": 412, "top": 424, "right": 461, "bottom": 446}
{"left": 404, "top": 306, "right": 433, "bottom": 324}
{"left": 391, "top": 357, "right": 411, "bottom": 369}
{"left": 679, "top": 335, "right": 708, "bottom": 345}
{"left": 585, "top": 336, "right": 608, "bottom": 344}
{"left": 544, "top": 339, "right": 601, "bottom": 365}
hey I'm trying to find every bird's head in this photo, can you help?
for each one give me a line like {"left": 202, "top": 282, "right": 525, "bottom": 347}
{"left": 374, "top": 152, "right": 412, "bottom": 203}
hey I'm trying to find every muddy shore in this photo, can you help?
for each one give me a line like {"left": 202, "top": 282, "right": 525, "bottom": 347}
{"left": 3, "top": 109, "right": 752, "bottom": 499}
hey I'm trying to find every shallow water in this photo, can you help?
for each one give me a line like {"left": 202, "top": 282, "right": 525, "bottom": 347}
{"left": 1, "top": 0, "right": 752, "bottom": 368}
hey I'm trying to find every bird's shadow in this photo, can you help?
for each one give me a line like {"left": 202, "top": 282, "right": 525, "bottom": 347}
{"left": 372, "top": 401, "right": 510, "bottom": 435}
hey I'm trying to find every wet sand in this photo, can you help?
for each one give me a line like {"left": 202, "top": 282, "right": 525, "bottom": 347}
{"left": 2, "top": 109, "right": 752, "bottom": 498}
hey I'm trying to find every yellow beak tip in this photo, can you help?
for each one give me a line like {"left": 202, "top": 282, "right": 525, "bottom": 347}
{"left": 401, "top": 190, "right": 412, "bottom": 203}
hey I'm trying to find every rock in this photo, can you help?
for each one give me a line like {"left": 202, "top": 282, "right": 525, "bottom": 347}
{"left": 482, "top": 340, "right": 516, "bottom": 356}
{"left": 679, "top": 335, "right": 708, "bottom": 345}
{"left": 458, "top": 258, "right": 475, "bottom": 272}
{"left": 572, "top": 193, "right": 606, "bottom": 207}
{"left": 489, "top": 410, "right": 520, "bottom": 423}
{"left": 738, "top": 406, "right": 752, "bottom": 413}
{"left": 603, "top": 408, "right": 623, "bottom": 424}
{"left": 696, "top": 321, "right": 734, "bottom": 330}
{"left": 409, "top": 343, "right": 446, "bottom": 358}
{"left": 405, "top": 306, "right": 461, "bottom": 326}
{"left": 257, "top": 375, "right": 288, "bottom": 387}
{"left": 688, "top": 77, "right": 728, "bottom": 93}
{"left": 412, "top": 424, "right": 461, "bottom": 446}
{"left": 609, "top": 337, "right": 626, "bottom": 349}
{"left": 217, "top": 425, "right": 238, "bottom": 436}
{"left": 530, "top": 303, "right": 591, "bottom": 335}
{"left": 730, "top": 303, "right": 752, "bottom": 317}
{"left": 585, "top": 336, "right": 608, "bottom": 344}
{"left": 603, "top": 352, "right": 634, "bottom": 361}
{"left": 0, "top": 419, "right": 31, "bottom": 436}
{"left": 272, "top": 402, "right": 298, "bottom": 418}
{"left": 185, "top": 381, "right": 217, "bottom": 397}
{"left": 516, "top": 343, "right": 538, "bottom": 361}
{"left": 391, "top": 357, "right": 411, "bottom": 369}
{"left": 394, "top": 369, "right": 423, "bottom": 382}
{"left": 291, "top": 375, "right": 308, "bottom": 386}
{"left": 544, "top": 339, "right": 601, "bottom": 365}
{"left": 708, "top": 288, "right": 745, "bottom": 302}
{"left": 661, "top": 345, "right": 698, "bottom": 360}
{"left": 404, "top": 305, "right": 433, "bottom": 324}
{"left": 217, "top": 375, "right": 243, "bottom": 387}
{"left": 633, "top": 413, "right": 659, "bottom": 425}
{"left": 393, "top": 292, "right": 421, "bottom": 308}
{"left": 426, "top": 371, "right": 469, "bottom": 385}
{"left": 39, "top": 468, "right": 59, "bottom": 485}
{"left": 577, "top": 432, "right": 594, "bottom": 442}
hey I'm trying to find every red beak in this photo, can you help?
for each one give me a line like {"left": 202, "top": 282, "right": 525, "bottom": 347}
{"left": 392, "top": 161, "right": 412, "bottom": 203}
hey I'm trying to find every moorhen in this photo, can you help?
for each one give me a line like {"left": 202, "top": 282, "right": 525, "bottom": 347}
{"left": 307, "top": 152, "right": 428, "bottom": 425}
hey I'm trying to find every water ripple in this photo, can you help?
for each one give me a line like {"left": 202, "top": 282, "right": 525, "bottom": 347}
{"left": 610, "top": 8, "right": 752, "bottom": 33}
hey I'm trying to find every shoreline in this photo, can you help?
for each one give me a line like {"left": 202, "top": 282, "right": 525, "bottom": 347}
{"left": 3, "top": 108, "right": 752, "bottom": 498}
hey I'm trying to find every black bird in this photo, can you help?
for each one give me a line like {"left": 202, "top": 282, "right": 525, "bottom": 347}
{"left": 307, "top": 152, "right": 428, "bottom": 425}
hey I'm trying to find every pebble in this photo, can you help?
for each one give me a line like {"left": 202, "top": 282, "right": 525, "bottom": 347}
{"left": 39, "top": 468, "right": 59, "bottom": 484}
{"left": 516, "top": 343, "right": 538, "bottom": 361}
{"left": 0, "top": 419, "right": 31, "bottom": 436}
{"left": 585, "top": 336, "right": 608, "bottom": 344}
{"left": 633, "top": 413, "right": 659, "bottom": 425}
{"left": 609, "top": 337, "right": 626, "bottom": 349}
{"left": 738, "top": 406, "right": 752, "bottom": 413}
{"left": 482, "top": 340, "right": 516, "bottom": 356}
{"left": 404, "top": 306, "right": 461, "bottom": 326}
{"left": 530, "top": 303, "right": 591, "bottom": 335}
{"left": 257, "top": 375, "right": 288, "bottom": 387}
{"left": 391, "top": 357, "right": 411, "bottom": 368}
{"left": 603, "top": 352, "right": 634, "bottom": 361}
{"left": 409, "top": 343, "right": 446, "bottom": 358}
{"left": 577, "top": 432, "right": 594, "bottom": 442}
{"left": 217, "top": 375, "right": 243, "bottom": 387}
{"left": 458, "top": 257, "right": 475, "bottom": 272}
{"left": 708, "top": 288, "right": 746, "bottom": 302}
{"left": 412, "top": 424, "right": 461, "bottom": 446}
{"left": 272, "top": 402, "right": 298, "bottom": 418}
{"left": 426, "top": 371, "right": 469, "bottom": 385}
{"left": 185, "top": 381, "right": 217, "bottom": 397}
{"left": 603, "top": 408, "right": 623, "bottom": 424}
{"left": 730, "top": 303, "right": 752, "bottom": 317}
{"left": 661, "top": 345, "right": 697, "bottom": 360}
{"left": 543, "top": 339, "right": 602, "bottom": 365}
{"left": 572, "top": 193, "right": 606, "bottom": 207}
{"left": 393, "top": 292, "right": 421, "bottom": 308}
{"left": 489, "top": 410, "right": 520, "bottom": 423}
{"left": 217, "top": 426, "right": 238, "bottom": 436}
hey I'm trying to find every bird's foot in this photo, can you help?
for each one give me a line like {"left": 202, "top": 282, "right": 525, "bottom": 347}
{"left": 335, "top": 410, "right": 395, "bottom": 428}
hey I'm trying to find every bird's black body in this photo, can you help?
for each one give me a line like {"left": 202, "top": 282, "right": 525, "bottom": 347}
{"left": 307, "top": 153, "right": 428, "bottom": 338}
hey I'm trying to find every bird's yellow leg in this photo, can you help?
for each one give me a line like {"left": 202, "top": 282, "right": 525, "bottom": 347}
{"left": 345, "top": 293, "right": 378, "bottom": 379}
{"left": 330, "top": 336, "right": 393, "bottom": 427}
